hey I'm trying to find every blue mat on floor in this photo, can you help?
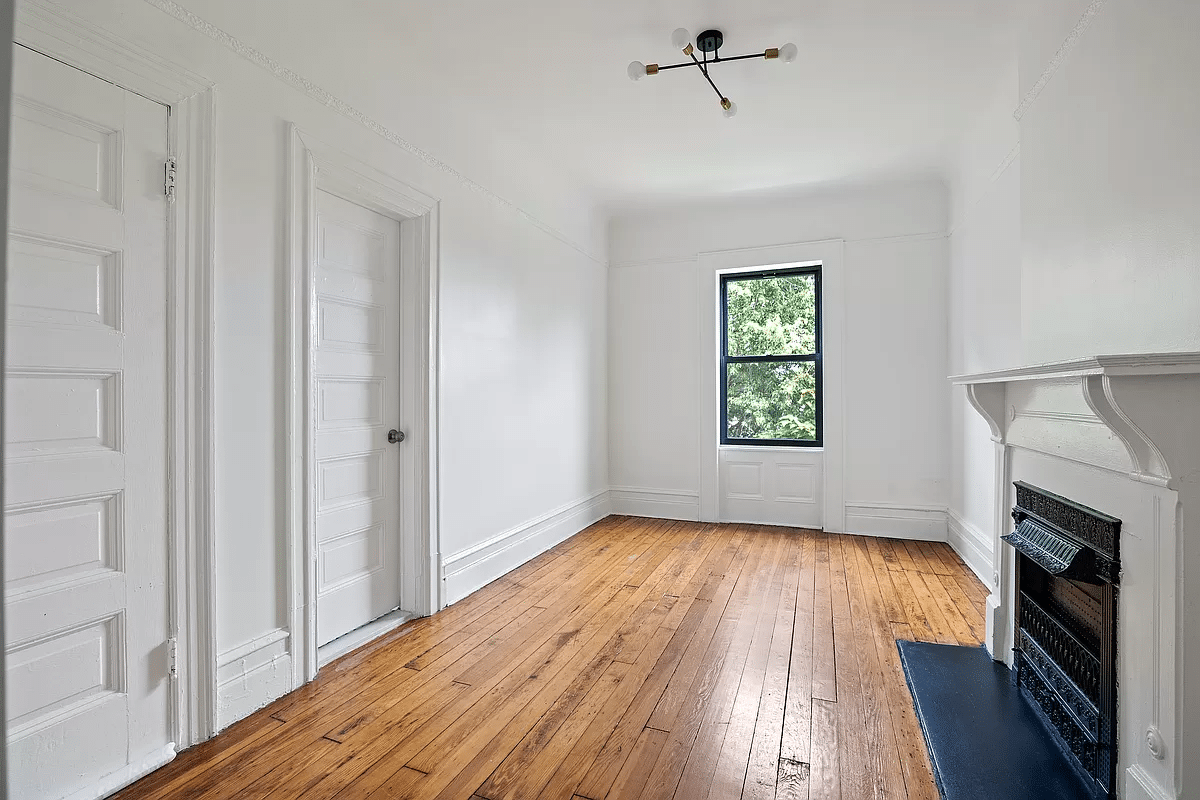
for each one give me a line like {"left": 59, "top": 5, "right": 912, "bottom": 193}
{"left": 897, "top": 640, "right": 1097, "bottom": 800}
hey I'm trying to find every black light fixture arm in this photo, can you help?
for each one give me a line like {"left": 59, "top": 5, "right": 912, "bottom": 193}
{"left": 688, "top": 49, "right": 726, "bottom": 102}
{"left": 654, "top": 50, "right": 778, "bottom": 73}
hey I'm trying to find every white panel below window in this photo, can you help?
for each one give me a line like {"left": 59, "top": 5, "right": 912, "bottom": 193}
{"left": 719, "top": 447, "right": 823, "bottom": 528}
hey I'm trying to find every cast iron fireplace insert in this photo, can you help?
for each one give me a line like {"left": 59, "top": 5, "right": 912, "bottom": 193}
{"left": 1003, "top": 481, "right": 1120, "bottom": 798}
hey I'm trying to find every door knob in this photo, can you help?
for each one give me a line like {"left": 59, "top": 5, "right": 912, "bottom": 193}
{"left": 388, "top": 429, "right": 406, "bottom": 444}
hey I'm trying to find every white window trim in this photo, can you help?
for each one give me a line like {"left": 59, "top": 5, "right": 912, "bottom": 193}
{"left": 698, "top": 240, "right": 846, "bottom": 530}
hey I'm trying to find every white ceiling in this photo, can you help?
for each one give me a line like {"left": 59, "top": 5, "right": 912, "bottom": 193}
{"left": 178, "top": 0, "right": 1017, "bottom": 209}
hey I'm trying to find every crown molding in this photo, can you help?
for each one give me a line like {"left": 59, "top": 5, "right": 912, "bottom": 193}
{"left": 1014, "top": 0, "right": 1106, "bottom": 122}
{"left": 609, "top": 255, "right": 700, "bottom": 269}
{"left": 611, "top": 230, "right": 944, "bottom": 270}
{"left": 139, "top": 0, "right": 605, "bottom": 267}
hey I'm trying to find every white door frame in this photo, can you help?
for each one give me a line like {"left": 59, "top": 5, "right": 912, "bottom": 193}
{"left": 697, "top": 239, "right": 847, "bottom": 531}
{"left": 12, "top": 0, "right": 218, "bottom": 749}
{"left": 285, "top": 126, "right": 440, "bottom": 687}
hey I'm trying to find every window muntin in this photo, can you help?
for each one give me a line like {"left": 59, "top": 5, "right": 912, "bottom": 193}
{"left": 721, "top": 266, "right": 822, "bottom": 446}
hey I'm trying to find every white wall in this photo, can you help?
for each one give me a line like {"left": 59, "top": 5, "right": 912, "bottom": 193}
{"left": 36, "top": 0, "right": 609, "bottom": 730}
{"left": 948, "top": 0, "right": 1200, "bottom": 594}
{"left": 946, "top": 64, "right": 1022, "bottom": 584}
{"left": 609, "top": 182, "right": 950, "bottom": 536}
{"left": 1019, "top": 0, "right": 1200, "bottom": 363}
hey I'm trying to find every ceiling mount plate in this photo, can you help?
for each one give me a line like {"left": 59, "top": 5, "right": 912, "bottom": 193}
{"left": 696, "top": 29, "right": 724, "bottom": 53}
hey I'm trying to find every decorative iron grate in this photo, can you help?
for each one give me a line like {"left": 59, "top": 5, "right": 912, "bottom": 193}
{"left": 1020, "top": 593, "right": 1101, "bottom": 703}
{"left": 1008, "top": 481, "right": 1119, "bottom": 799}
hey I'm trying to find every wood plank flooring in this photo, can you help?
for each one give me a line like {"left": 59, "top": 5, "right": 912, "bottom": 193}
{"left": 114, "top": 517, "right": 987, "bottom": 800}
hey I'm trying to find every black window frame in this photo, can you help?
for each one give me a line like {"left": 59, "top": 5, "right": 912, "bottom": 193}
{"left": 720, "top": 265, "right": 823, "bottom": 447}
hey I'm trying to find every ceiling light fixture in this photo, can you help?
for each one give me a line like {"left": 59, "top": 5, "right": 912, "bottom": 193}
{"left": 628, "top": 29, "right": 798, "bottom": 118}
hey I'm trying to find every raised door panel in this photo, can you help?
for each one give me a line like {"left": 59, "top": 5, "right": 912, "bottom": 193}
{"left": 7, "top": 235, "right": 122, "bottom": 330}
{"left": 10, "top": 96, "right": 122, "bottom": 208}
{"left": 6, "top": 371, "right": 121, "bottom": 457}
{"left": 5, "top": 493, "right": 122, "bottom": 593}
{"left": 317, "top": 297, "right": 384, "bottom": 353}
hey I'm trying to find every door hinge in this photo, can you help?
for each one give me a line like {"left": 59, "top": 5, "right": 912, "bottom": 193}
{"left": 167, "top": 637, "right": 178, "bottom": 679}
{"left": 164, "top": 157, "right": 177, "bottom": 202}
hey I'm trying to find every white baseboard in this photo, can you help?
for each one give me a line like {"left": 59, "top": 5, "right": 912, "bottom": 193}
{"left": 215, "top": 628, "right": 292, "bottom": 731}
{"left": 1125, "top": 766, "right": 1174, "bottom": 800}
{"left": 609, "top": 486, "right": 700, "bottom": 521}
{"left": 843, "top": 503, "right": 948, "bottom": 541}
{"left": 946, "top": 508, "right": 994, "bottom": 587}
{"left": 441, "top": 489, "right": 612, "bottom": 606}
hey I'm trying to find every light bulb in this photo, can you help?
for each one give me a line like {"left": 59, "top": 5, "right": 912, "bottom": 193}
{"left": 627, "top": 61, "right": 647, "bottom": 81}
{"left": 671, "top": 28, "right": 692, "bottom": 50}
{"left": 779, "top": 42, "right": 799, "bottom": 63}
{"left": 721, "top": 99, "right": 738, "bottom": 118}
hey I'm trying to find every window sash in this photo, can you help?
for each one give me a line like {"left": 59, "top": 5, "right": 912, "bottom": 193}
{"left": 724, "top": 354, "right": 818, "bottom": 364}
{"left": 720, "top": 266, "right": 823, "bottom": 447}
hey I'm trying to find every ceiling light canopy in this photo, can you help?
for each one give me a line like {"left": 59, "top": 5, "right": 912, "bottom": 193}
{"left": 628, "top": 28, "right": 798, "bottom": 117}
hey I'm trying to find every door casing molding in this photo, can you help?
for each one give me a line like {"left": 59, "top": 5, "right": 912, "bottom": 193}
{"left": 13, "top": 0, "right": 219, "bottom": 749}
{"left": 285, "top": 125, "right": 441, "bottom": 687}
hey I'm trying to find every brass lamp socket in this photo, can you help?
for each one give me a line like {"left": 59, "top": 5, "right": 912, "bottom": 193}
{"left": 720, "top": 97, "right": 733, "bottom": 111}
{"left": 765, "top": 48, "right": 780, "bottom": 59}
{"left": 646, "top": 64, "right": 660, "bottom": 75}
{"left": 683, "top": 43, "right": 694, "bottom": 56}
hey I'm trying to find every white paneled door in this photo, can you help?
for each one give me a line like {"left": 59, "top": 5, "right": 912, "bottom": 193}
{"left": 5, "top": 46, "right": 173, "bottom": 799}
{"left": 313, "top": 190, "right": 404, "bottom": 647}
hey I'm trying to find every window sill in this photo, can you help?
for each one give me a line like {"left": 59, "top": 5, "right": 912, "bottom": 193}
{"left": 720, "top": 444, "right": 825, "bottom": 453}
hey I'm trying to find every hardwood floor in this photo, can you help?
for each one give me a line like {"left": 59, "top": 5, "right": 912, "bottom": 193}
{"left": 115, "top": 517, "right": 987, "bottom": 800}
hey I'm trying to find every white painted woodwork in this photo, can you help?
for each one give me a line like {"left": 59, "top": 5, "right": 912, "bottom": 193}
{"left": 698, "top": 242, "right": 846, "bottom": 531}
{"left": 719, "top": 447, "right": 823, "bottom": 528}
{"left": 956, "top": 353, "right": 1200, "bottom": 800}
{"left": 312, "top": 189, "right": 404, "bottom": 647}
{"left": 286, "top": 128, "right": 444, "bottom": 691}
{"left": 440, "top": 490, "right": 610, "bottom": 606}
{"left": 16, "top": 0, "right": 221, "bottom": 751}
{"left": 5, "top": 45, "right": 173, "bottom": 800}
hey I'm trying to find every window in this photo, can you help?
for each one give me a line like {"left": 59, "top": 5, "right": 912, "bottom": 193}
{"left": 721, "top": 265, "right": 822, "bottom": 446}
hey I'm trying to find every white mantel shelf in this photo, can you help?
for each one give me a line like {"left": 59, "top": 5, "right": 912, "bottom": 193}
{"left": 950, "top": 351, "right": 1200, "bottom": 800}
{"left": 951, "top": 351, "right": 1200, "bottom": 384}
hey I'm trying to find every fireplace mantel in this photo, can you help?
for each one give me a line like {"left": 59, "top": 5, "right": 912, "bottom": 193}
{"left": 953, "top": 352, "right": 1200, "bottom": 383}
{"left": 952, "top": 352, "right": 1200, "bottom": 800}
